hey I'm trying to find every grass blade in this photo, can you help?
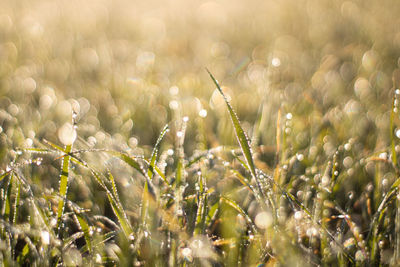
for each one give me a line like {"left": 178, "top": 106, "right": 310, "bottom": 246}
{"left": 56, "top": 144, "right": 72, "bottom": 234}
{"left": 207, "top": 69, "right": 264, "bottom": 198}
{"left": 148, "top": 124, "right": 169, "bottom": 179}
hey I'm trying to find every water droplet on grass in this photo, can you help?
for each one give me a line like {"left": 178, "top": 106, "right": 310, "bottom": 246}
{"left": 379, "top": 152, "right": 387, "bottom": 159}
{"left": 199, "top": 109, "right": 207, "bottom": 118}
{"left": 294, "top": 211, "right": 303, "bottom": 220}
{"left": 344, "top": 143, "right": 351, "bottom": 151}
{"left": 169, "top": 86, "right": 179, "bottom": 95}
{"left": 181, "top": 247, "right": 192, "bottom": 259}
{"left": 169, "top": 100, "right": 179, "bottom": 110}
{"left": 272, "top": 57, "right": 281, "bottom": 67}
{"left": 255, "top": 211, "right": 273, "bottom": 229}
{"left": 41, "top": 231, "right": 50, "bottom": 245}
{"left": 296, "top": 153, "right": 304, "bottom": 161}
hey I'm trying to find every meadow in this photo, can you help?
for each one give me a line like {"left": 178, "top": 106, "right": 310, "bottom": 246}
{"left": 1, "top": 0, "right": 400, "bottom": 266}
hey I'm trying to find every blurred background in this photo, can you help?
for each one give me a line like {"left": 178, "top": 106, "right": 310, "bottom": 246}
{"left": 1, "top": 0, "right": 400, "bottom": 166}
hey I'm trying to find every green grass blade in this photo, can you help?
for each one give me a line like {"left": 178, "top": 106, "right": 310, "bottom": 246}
{"left": 148, "top": 124, "right": 169, "bottom": 179}
{"left": 56, "top": 144, "right": 72, "bottom": 233}
{"left": 107, "top": 192, "right": 133, "bottom": 238}
{"left": 76, "top": 213, "right": 92, "bottom": 253}
{"left": 207, "top": 70, "right": 263, "bottom": 195}
{"left": 0, "top": 171, "right": 9, "bottom": 183}
{"left": 43, "top": 139, "right": 67, "bottom": 153}
{"left": 106, "top": 151, "right": 146, "bottom": 177}
{"left": 194, "top": 172, "right": 207, "bottom": 236}
{"left": 12, "top": 180, "right": 20, "bottom": 224}
{"left": 4, "top": 173, "right": 12, "bottom": 222}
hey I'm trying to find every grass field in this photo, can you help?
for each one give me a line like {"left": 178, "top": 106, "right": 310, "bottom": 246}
{"left": 1, "top": 0, "right": 400, "bottom": 266}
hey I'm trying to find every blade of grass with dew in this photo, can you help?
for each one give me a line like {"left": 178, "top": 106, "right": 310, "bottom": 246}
{"left": 106, "top": 151, "right": 146, "bottom": 177}
{"left": 144, "top": 160, "right": 169, "bottom": 186}
{"left": 148, "top": 124, "right": 169, "bottom": 179}
{"left": 207, "top": 69, "right": 264, "bottom": 198}
{"left": 3, "top": 172, "right": 12, "bottom": 222}
{"left": 75, "top": 213, "right": 92, "bottom": 253}
{"left": 56, "top": 144, "right": 72, "bottom": 233}
{"left": 0, "top": 171, "right": 9, "bottom": 183}
{"left": 175, "top": 120, "right": 187, "bottom": 187}
{"left": 108, "top": 170, "right": 120, "bottom": 202}
{"left": 12, "top": 179, "right": 20, "bottom": 224}
{"left": 139, "top": 180, "right": 150, "bottom": 231}
{"left": 43, "top": 139, "right": 67, "bottom": 153}
{"left": 106, "top": 172, "right": 133, "bottom": 238}
{"left": 194, "top": 171, "right": 207, "bottom": 236}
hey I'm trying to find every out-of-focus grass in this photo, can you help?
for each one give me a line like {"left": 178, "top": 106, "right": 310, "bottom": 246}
{"left": 1, "top": 0, "right": 400, "bottom": 265}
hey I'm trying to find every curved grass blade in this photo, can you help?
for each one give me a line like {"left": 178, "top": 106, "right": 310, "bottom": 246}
{"left": 107, "top": 191, "right": 133, "bottom": 238}
{"left": 148, "top": 124, "right": 169, "bottom": 179}
{"left": 104, "top": 171, "right": 133, "bottom": 239}
{"left": 76, "top": 213, "right": 92, "bottom": 253}
{"left": 207, "top": 69, "right": 264, "bottom": 197}
{"left": 105, "top": 151, "right": 147, "bottom": 177}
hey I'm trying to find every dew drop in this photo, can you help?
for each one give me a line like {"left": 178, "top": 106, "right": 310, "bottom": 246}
{"left": 169, "top": 86, "right": 179, "bottom": 95}
{"left": 396, "top": 129, "right": 400, "bottom": 139}
{"left": 294, "top": 211, "right": 303, "bottom": 220}
{"left": 183, "top": 116, "right": 189, "bottom": 122}
{"left": 199, "top": 109, "right": 207, "bottom": 118}
{"left": 344, "top": 143, "right": 351, "bottom": 151}
{"left": 95, "top": 253, "right": 102, "bottom": 263}
{"left": 176, "top": 209, "right": 183, "bottom": 216}
{"left": 41, "top": 231, "right": 50, "bottom": 245}
{"left": 169, "top": 100, "right": 179, "bottom": 110}
{"left": 271, "top": 57, "right": 281, "bottom": 67}
{"left": 286, "top": 113, "right": 293, "bottom": 120}
{"left": 379, "top": 152, "right": 388, "bottom": 159}
{"left": 255, "top": 211, "right": 273, "bottom": 229}
{"left": 182, "top": 247, "right": 192, "bottom": 260}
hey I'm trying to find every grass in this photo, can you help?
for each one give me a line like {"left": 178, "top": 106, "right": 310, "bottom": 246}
{"left": 2, "top": 0, "right": 400, "bottom": 266}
